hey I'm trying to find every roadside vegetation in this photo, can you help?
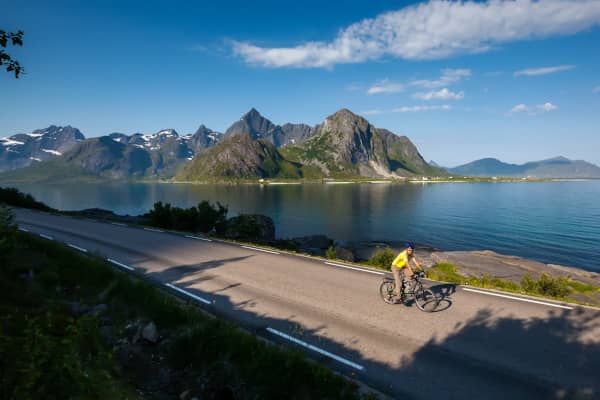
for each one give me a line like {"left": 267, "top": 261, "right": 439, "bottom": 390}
{"left": 0, "top": 206, "right": 368, "bottom": 399}
{"left": 427, "top": 262, "right": 599, "bottom": 303}
{"left": 146, "top": 200, "right": 228, "bottom": 233}
{"left": 0, "top": 186, "right": 55, "bottom": 211}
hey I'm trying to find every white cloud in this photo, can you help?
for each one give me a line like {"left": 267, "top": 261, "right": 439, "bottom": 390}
{"left": 593, "top": 86, "right": 600, "bottom": 93}
{"left": 513, "top": 65, "right": 575, "bottom": 76}
{"left": 510, "top": 104, "right": 529, "bottom": 113}
{"left": 392, "top": 105, "right": 452, "bottom": 113}
{"left": 508, "top": 102, "right": 558, "bottom": 115}
{"left": 537, "top": 102, "right": 558, "bottom": 111}
{"left": 413, "top": 88, "right": 464, "bottom": 100}
{"left": 232, "top": 0, "right": 600, "bottom": 68}
{"left": 361, "top": 109, "right": 385, "bottom": 116}
{"left": 411, "top": 69, "right": 471, "bottom": 88}
{"left": 367, "top": 79, "right": 404, "bottom": 94}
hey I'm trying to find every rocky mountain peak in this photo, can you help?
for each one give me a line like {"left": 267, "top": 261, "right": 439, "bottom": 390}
{"left": 321, "top": 109, "right": 371, "bottom": 137}
{"left": 225, "top": 108, "right": 276, "bottom": 140}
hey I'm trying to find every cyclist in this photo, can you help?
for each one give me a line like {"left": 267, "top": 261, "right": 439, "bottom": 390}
{"left": 391, "top": 242, "right": 423, "bottom": 301}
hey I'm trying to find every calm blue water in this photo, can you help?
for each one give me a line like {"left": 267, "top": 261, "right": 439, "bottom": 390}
{"left": 9, "top": 181, "right": 600, "bottom": 271}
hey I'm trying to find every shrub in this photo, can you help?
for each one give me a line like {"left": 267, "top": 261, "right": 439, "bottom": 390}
{"left": 368, "top": 246, "right": 395, "bottom": 268}
{"left": 0, "top": 187, "right": 54, "bottom": 211}
{"left": 521, "top": 273, "right": 571, "bottom": 298}
{"left": 326, "top": 245, "right": 336, "bottom": 259}
{"left": 146, "top": 201, "right": 228, "bottom": 233}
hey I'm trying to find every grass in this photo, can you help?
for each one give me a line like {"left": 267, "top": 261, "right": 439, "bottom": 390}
{"left": 0, "top": 230, "right": 368, "bottom": 399}
{"left": 426, "top": 262, "right": 600, "bottom": 304}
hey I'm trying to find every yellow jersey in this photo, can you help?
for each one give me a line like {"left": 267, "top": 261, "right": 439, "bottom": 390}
{"left": 391, "top": 250, "right": 411, "bottom": 269}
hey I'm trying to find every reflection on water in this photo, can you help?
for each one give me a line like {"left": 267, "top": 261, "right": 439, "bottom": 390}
{"left": 11, "top": 181, "right": 600, "bottom": 271}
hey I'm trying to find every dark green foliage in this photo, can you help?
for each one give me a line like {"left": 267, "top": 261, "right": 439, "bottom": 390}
{"left": 0, "top": 235, "right": 137, "bottom": 399}
{"left": 0, "top": 187, "right": 55, "bottom": 211}
{"left": 367, "top": 246, "right": 396, "bottom": 268}
{"left": 521, "top": 273, "right": 571, "bottom": 298}
{"left": 0, "top": 206, "right": 16, "bottom": 261}
{"left": 146, "top": 200, "right": 228, "bottom": 233}
{"left": 0, "top": 29, "right": 24, "bottom": 78}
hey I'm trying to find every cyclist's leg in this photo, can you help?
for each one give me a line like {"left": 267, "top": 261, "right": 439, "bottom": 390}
{"left": 403, "top": 268, "right": 414, "bottom": 291}
{"left": 392, "top": 266, "right": 402, "bottom": 297}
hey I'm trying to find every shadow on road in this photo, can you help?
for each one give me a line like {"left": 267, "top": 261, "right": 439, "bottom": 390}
{"left": 143, "top": 261, "right": 599, "bottom": 399}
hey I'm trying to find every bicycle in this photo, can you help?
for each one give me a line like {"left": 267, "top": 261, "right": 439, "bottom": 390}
{"left": 379, "top": 271, "right": 438, "bottom": 312}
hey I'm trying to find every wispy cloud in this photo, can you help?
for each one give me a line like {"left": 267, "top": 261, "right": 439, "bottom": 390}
{"left": 367, "top": 69, "right": 469, "bottom": 95}
{"left": 361, "top": 109, "right": 386, "bottom": 116}
{"left": 513, "top": 65, "right": 575, "bottom": 76}
{"left": 392, "top": 105, "right": 452, "bottom": 113}
{"left": 232, "top": 1, "right": 600, "bottom": 68}
{"left": 413, "top": 88, "right": 464, "bottom": 101}
{"left": 367, "top": 79, "right": 404, "bottom": 95}
{"left": 508, "top": 102, "right": 558, "bottom": 115}
{"left": 410, "top": 69, "right": 471, "bottom": 88}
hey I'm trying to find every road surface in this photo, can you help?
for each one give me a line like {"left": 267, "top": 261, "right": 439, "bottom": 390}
{"left": 14, "top": 209, "right": 600, "bottom": 399}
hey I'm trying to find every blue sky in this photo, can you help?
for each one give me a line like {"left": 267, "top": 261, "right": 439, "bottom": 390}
{"left": 1, "top": 0, "right": 600, "bottom": 166}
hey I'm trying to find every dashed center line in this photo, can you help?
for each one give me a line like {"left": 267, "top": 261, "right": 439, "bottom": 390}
{"left": 165, "top": 283, "right": 211, "bottom": 305}
{"left": 39, "top": 233, "right": 53, "bottom": 240}
{"left": 325, "top": 262, "right": 384, "bottom": 276}
{"left": 185, "top": 235, "right": 212, "bottom": 242}
{"left": 143, "top": 227, "right": 163, "bottom": 233}
{"left": 241, "top": 246, "right": 280, "bottom": 255}
{"left": 462, "top": 287, "right": 574, "bottom": 310}
{"left": 266, "top": 327, "right": 365, "bottom": 371}
{"left": 107, "top": 258, "right": 135, "bottom": 271}
{"left": 68, "top": 243, "right": 88, "bottom": 253}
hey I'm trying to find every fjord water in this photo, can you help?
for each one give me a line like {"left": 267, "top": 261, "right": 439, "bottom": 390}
{"left": 13, "top": 181, "right": 600, "bottom": 271}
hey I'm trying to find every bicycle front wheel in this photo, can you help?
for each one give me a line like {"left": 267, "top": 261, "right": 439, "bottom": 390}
{"left": 379, "top": 280, "right": 397, "bottom": 304}
{"left": 414, "top": 288, "right": 437, "bottom": 312}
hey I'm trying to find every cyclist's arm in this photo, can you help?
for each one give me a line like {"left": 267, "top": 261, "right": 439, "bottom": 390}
{"left": 412, "top": 257, "right": 423, "bottom": 272}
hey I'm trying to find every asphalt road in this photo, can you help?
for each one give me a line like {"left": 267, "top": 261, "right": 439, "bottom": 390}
{"left": 14, "top": 209, "right": 600, "bottom": 400}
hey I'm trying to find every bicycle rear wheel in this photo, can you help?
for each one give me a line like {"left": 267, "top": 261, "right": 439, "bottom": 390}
{"left": 414, "top": 288, "right": 437, "bottom": 312}
{"left": 379, "top": 280, "right": 397, "bottom": 304}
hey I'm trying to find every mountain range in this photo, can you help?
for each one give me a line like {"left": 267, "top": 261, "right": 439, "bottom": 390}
{"left": 448, "top": 157, "right": 600, "bottom": 178}
{"left": 0, "top": 109, "right": 441, "bottom": 182}
{"left": 2, "top": 109, "right": 598, "bottom": 182}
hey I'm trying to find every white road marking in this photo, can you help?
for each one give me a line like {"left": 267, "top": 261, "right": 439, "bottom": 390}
{"left": 68, "top": 244, "right": 88, "bottom": 253}
{"left": 143, "top": 227, "right": 163, "bottom": 232}
{"left": 111, "top": 222, "right": 126, "bottom": 226}
{"left": 241, "top": 246, "right": 280, "bottom": 255}
{"left": 107, "top": 258, "right": 134, "bottom": 271}
{"left": 462, "top": 287, "right": 574, "bottom": 310}
{"left": 18, "top": 227, "right": 29, "bottom": 232}
{"left": 186, "top": 235, "right": 212, "bottom": 242}
{"left": 165, "top": 283, "right": 211, "bottom": 305}
{"left": 39, "top": 233, "right": 53, "bottom": 240}
{"left": 325, "top": 262, "right": 384, "bottom": 276}
{"left": 266, "top": 327, "right": 365, "bottom": 371}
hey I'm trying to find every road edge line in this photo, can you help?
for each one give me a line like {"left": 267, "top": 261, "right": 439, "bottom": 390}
{"left": 107, "top": 258, "right": 134, "bottom": 271}
{"left": 462, "top": 287, "right": 574, "bottom": 310}
{"left": 266, "top": 327, "right": 365, "bottom": 371}
{"left": 165, "top": 283, "right": 211, "bottom": 305}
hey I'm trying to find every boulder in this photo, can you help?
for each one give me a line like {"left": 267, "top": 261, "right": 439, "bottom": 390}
{"left": 142, "top": 321, "right": 159, "bottom": 343}
{"left": 292, "top": 235, "right": 333, "bottom": 250}
{"left": 334, "top": 247, "right": 355, "bottom": 262}
{"left": 221, "top": 214, "right": 275, "bottom": 241}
